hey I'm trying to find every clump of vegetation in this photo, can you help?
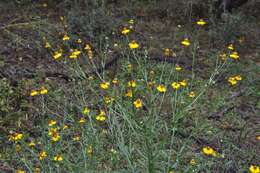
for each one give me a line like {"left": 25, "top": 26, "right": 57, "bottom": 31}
{"left": 0, "top": 0, "right": 259, "bottom": 173}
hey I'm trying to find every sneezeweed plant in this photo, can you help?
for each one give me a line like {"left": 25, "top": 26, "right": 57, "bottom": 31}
{"left": 129, "top": 40, "right": 139, "bottom": 49}
{"left": 249, "top": 165, "right": 260, "bottom": 173}
{"left": 133, "top": 99, "right": 142, "bottom": 109}
{"left": 196, "top": 19, "right": 207, "bottom": 26}
{"left": 181, "top": 38, "right": 190, "bottom": 47}
{"left": 228, "top": 75, "right": 242, "bottom": 86}
{"left": 202, "top": 146, "right": 217, "bottom": 157}
{"left": 156, "top": 84, "right": 167, "bottom": 93}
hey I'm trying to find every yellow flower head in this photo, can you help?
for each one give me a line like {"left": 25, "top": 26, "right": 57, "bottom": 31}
{"left": 44, "top": 42, "right": 51, "bottom": 48}
{"left": 84, "top": 44, "right": 92, "bottom": 50}
{"left": 227, "top": 44, "right": 234, "bottom": 50}
{"left": 69, "top": 49, "right": 81, "bottom": 59}
{"left": 40, "top": 87, "right": 48, "bottom": 95}
{"left": 16, "top": 170, "right": 26, "bottom": 173}
{"left": 256, "top": 136, "right": 260, "bottom": 141}
{"left": 220, "top": 53, "right": 227, "bottom": 61}
{"left": 48, "top": 119, "right": 56, "bottom": 127}
{"left": 156, "top": 84, "right": 167, "bottom": 93}
{"left": 228, "top": 77, "right": 237, "bottom": 86}
{"left": 121, "top": 27, "right": 130, "bottom": 35}
{"left": 49, "top": 129, "right": 60, "bottom": 142}
{"left": 39, "top": 150, "right": 47, "bottom": 160}
{"left": 79, "top": 117, "right": 86, "bottom": 124}
{"left": 196, "top": 19, "right": 207, "bottom": 26}
{"left": 28, "top": 140, "right": 36, "bottom": 147}
{"left": 175, "top": 64, "right": 182, "bottom": 71}
{"left": 125, "top": 89, "right": 133, "bottom": 98}
{"left": 76, "top": 39, "right": 82, "bottom": 43}
{"left": 100, "top": 81, "right": 110, "bottom": 90}
{"left": 112, "top": 78, "right": 119, "bottom": 84}
{"left": 249, "top": 165, "right": 260, "bottom": 173}
{"left": 72, "top": 135, "right": 80, "bottom": 141}
{"left": 104, "top": 96, "right": 114, "bottom": 104}
{"left": 230, "top": 51, "right": 239, "bottom": 59}
{"left": 234, "top": 75, "right": 242, "bottom": 81}
{"left": 9, "top": 132, "right": 23, "bottom": 142}
{"left": 62, "top": 34, "right": 70, "bottom": 41}
{"left": 128, "top": 80, "right": 137, "bottom": 88}
{"left": 188, "top": 91, "right": 195, "bottom": 98}
{"left": 129, "top": 19, "right": 134, "bottom": 24}
{"left": 164, "top": 48, "right": 171, "bottom": 57}
{"left": 82, "top": 107, "right": 90, "bottom": 115}
{"left": 133, "top": 99, "right": 142, "bottom": 109}
{"left": 171, "top": 82, "right": 180, "bottom": 90}
{"left": 53, "top": 154, "right": 63, "bottom": 161}
{"left": 96, "top": 110, "right": 106, "bottom": 121}
{"left": 86, "top": 145, "right": 93, "bottom": 155}
{"left": 129, "top": 40, "right": 139, "bottom": 49}
{"left": 181, "top": 38, "right": 190, "bottom": 47}
{"left": 202, "top": 146, "right": 217, "bottom": 157}
{"left": 30, "top": 90, "right": 39, "bottom": 96}
{"left": 190, "top": 158, "right": 196, "bottom": 165}
{"left": 53, "top": 51, "right": 62, "bottom": 60}
{"left": 179, "top": 80, "right": 187, "bottom": 87}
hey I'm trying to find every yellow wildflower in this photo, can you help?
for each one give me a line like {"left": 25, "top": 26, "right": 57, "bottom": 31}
{"left": 188, "top": 91, "right": 195, "bottom": 98}
{"left": 53, "top": 154, "right": 63, "bottom": 161}
{"left": 30, "top": 90, "right": 39, "bottom": 96}
{"left": 125, "top": 89, "right": 133, "bottom": 98}
{"left": 44, "top": 42, "right": 51, "bottom": 48}
{"left": 112, "top": 78, "right": 119, "bottom": 84}
{"left": 86, "top": 145, "right": 93, "bottom": 155}
{"left": 96, "top": 110, "right": 106, "bottom": 121}
{"left": 175, "top": 64, "right": 182, "bottom": 71}
{"left": 62, "top": 34, "right": 70, "bottom": 41}
{"left": 129, "top": 19, "right": 134, "bottom": 24}
{"left": 69, "top": 49, "right": 81, "bottom": 59}
{"left": 230, "top": 51, "right": 239, "bottom": 59}
{"left": 249, "top": 165, "right": 260, "bottom": 173}
{"left": 53, "top": 51, "right": 62, "bottom": 60}
{"left": 48, "top": 129, "right": 60, "bottom": 142}
{"left": 171, "top": 82, "right": 180, "bottom": 90}
{"left": 48, "top": 120, "right": 56, "bottom": 127}
{"left": 220, "top": 53, "right": 227, "bottom": 61}
{"left": 16, "top": 144, "right": 22, "bottom": 152}
{"left": 256, "top": 136, "right": 260, "bottom": 140}
{"left": 156, "top": 84, "right": 167, "bottom": 93}
{"left": 100, "top": 81, "right": 110, "bottom": 89}
{"left": 9, "top": 132, "right": 23, "bottom": 142}
{"left": 196, "top": 19, "right": 207, "bottom": 26}
{"left": 228, "top": 77, "right": 237, "bottom": 86}
{"left": 129, "top": 40, "right": 139, "bottom": 49}
{"left": 63, "top": 124, "right": 69, "bottom": 130}
{"left": 38, "top": 150, "right": 47, "bottom": 160}
{"left": 164, "top": 48, "right": 171, "bottom": 57}
{"left": 227, "top": 44, "right": 234, "bottom": 50}
{"left": 72, "top": 135, "right": 80, "bottom": 141}
{"left": 121, "top": 27, "right": 130, "bottom": 35}
{"left": 79, "top": 117, "right": 86, "bottom": 124}
{"left": 76, "top": 39, "right": 82, "bottom": 43}
{"left": 28, "top": 140, "right": 36, "bottom": 147}
{"left": 181, "top": 38, "right": 190, "bottom": 47}
{"left": 40, "top": 87, "right": 48, "bottom": 95}
{"left": 133, "top": 99, "right": 142, "bottom": 109}
{"left": 84, "top": 44, "right": 91, "bottom": 50}
{"left": 234, "top": 75, "right": 242, "bottom": 81}
{"left": 202, "top": 146, "right": 217, "bottom": 157}
{"left": 128, "top": 80, "right": 136, "bottom": 88}
{"left": 34, "top": 168, "right": 41, "bottom": 173}
{"left": 179, "top": 80, "right": 187, "bottom": 87}
{"left": 16, "top": 170, "right": 26, "bottom": 173}
{"left": 190, "top": 158, "right": 196, "bottom": 165}
{"left": 82, "top": 107, "right": 90, "bottom": 115}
